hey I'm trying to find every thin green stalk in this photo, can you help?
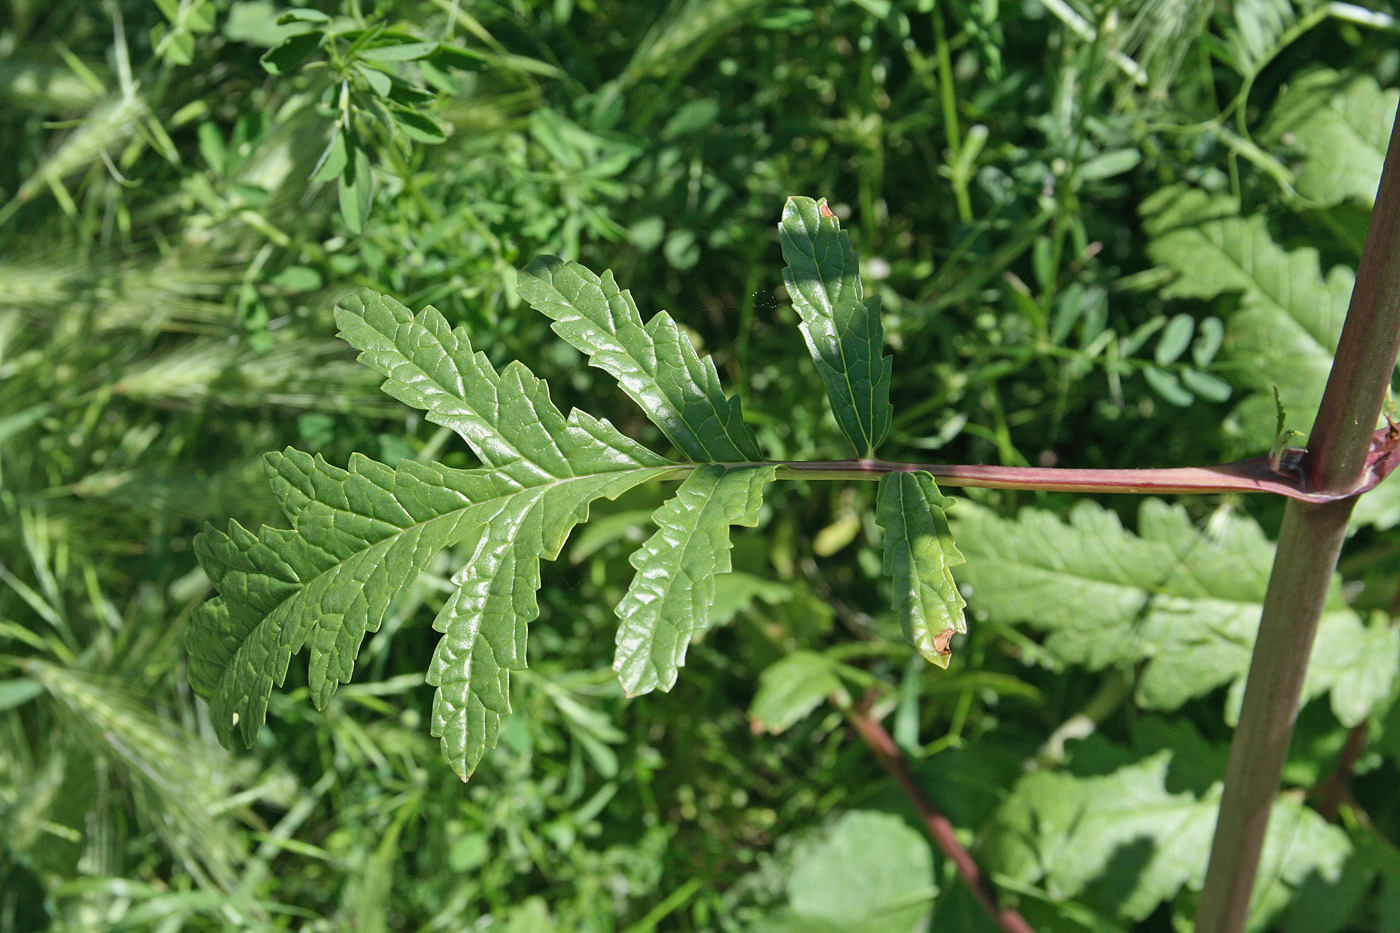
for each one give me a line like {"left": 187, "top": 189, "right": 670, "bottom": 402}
{"left": 931, "top": 8, "right": 972, "bottom": 223}
{"left": 1195, "top": 105, "right": 1400, "bottom": 933}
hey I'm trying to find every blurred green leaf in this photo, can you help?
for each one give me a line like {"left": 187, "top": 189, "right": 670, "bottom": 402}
{"left": 986, "top": 751, "right": 1350, "bottom": 927}
{"left": 359, "top": 41, "right": 439, "bottom": 62}
{"left": 756, "top": 811, "right": 936, "bottom": 933}
{"left": 1154, "top": 314, "right": 1194, "bottom": 365}
{"left": 338, "top": 142, "right": 373, "bottom": 234}
{"left": 1267, "top": 69, "right": 1399, "bottom": 207}
{"left": 749, "top": 651, "right": 846, "bottom": 733}
{"left": 1144, "top": 365, "right": 1195, "bottom": 406}
{"left": 261, "top": 31, "right": 322, "bottom": 75}
{"left": 956, "top": 499, "right": 1398, "bottom": 726}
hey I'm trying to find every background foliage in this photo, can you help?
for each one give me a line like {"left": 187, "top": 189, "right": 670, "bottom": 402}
{"left": 2, "top": 0, "right": 1398, "bottom": 929}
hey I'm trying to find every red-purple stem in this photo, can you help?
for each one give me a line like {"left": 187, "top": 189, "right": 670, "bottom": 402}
{"left": 778, "top": 424, "right": 1400, "bottom": 502}
{"left": 847, "top": 695, "right": 1037, "bottom": 933}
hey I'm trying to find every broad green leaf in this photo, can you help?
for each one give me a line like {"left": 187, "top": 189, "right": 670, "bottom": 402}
{"left": 709, "top": 572, "right": 793, "bottom": 627}
{"left": 1266, "top": 69, "right": 1398, "bottom": 207}
{"left": 985, "top": 751, "right": 1350, "bottom": 928}
{"left": 954, "top": 499, "right": 1398, "bottom": 726}
{"left": 191, "top": 293, "right": 677, "bottom": 775}
{"left": 749, "top": 651, "right": 847, "bottom": 734}
{"left": 779, "top": 196, "right": 893, "bottom": 458}
{"left": 1143, "top": 185, "right": 1352, "bottom": 431}
{"left": 756, "top": 811, "right": 936, "bottom": 933}
{"left": 517, "top": 255, "right": 764, "bottom": 462}
{"left": 614, "top": 463, "right": 777, "bottom": 695}
{"left": 875, "top": 472, "right": 966, "bottom": 668}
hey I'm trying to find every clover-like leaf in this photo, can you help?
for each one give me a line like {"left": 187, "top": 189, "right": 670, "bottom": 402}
{"left": 1142, "top": 185, "right": 1351, "bottom": 433}
{"left": 875, "top": 471, "right": 966, "bottom": 668}
{"left": 779, "top": 196, "right": 893, "bottom": 458}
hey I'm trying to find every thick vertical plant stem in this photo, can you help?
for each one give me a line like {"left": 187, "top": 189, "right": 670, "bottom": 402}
{"left": 1193, "top": 498, "right": 1354, "bottom": 933}
{"left": 1195, "top": 105, "right": 1400, "bottom": 933}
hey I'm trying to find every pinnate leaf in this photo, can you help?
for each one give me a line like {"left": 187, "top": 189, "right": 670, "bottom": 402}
{"left": 954, "top": 499, "right": 1398, "bottom": 726}
{"left": 876, "top": 472, "right": 966, "bottom": 668}
{"left": 189, "top": 202, "right": 971, "bottom": 780}
{"left": 517, "top": 255, "right": 764, "bottom": 462}
{"left": 191, "top": 292, "right": 677, "bottom": 768}
{"left": 779, "top": 197, "right": 893, "bottom": 458}
{"left": 614, "top": 463, "right": 777, "bottom": 695}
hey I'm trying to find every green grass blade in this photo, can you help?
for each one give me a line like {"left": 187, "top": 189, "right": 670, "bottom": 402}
{"left": 779, "top": 196, "right": 893, "bottom": 458}
{"left": 517, "top": 255, "right": 765, "bottom": 463}
{"left": 876, "top": 472, "right": 966, "bottom": 667}
{"left": 614, "top": 463, "right": 778, "bottom": 695}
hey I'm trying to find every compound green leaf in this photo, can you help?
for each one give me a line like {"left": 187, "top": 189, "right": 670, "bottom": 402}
{"left": 190, "top": 293, "right": 677, "bottom": 772}
{"left": 875, "top": 472, "right": 966, "bottom": 668}
{"left": 779, "top": 197, "right": 893, "bottom": 458}
{"left": 985, "top": 752, "right": 1350, "bottom": 927}
{"left": 1266, "top": 68, "right": 1398, "bottom": 207}
{"left": 613, "top": 463, "right": 777, "bottom": 695}
{"left": 954, "top": 499, "right": 1398, "bottom": 726}
{"left": 517, "top": 255, "right": 764, "bottom": 462}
